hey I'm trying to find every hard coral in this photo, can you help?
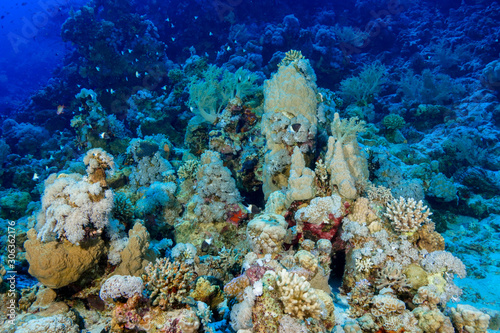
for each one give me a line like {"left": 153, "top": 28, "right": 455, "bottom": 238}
{"left": 385, "top": 197, "right": 432, "bottom": 233}
{"left": 142, "top": 258, "right": 196, "bottom": 310}
{"left": 276, "top": 269, "right": 321, "bottom": 320}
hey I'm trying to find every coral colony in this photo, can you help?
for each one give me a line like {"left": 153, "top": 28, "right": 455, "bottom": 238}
{"left": 1, "top": 0, "right": 500, "bottom": 332}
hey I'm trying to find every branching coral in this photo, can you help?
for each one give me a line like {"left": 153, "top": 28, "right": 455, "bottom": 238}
{"left": 375, "top": 261, "right": 411, "bottom": 293}
{"left": 142, "top": 258, "right": 196, "bottom": 309}
{"left": 278, "top": 49, "right": 304, "bottom": 67}
{"left": 276, "top": 269, "right": 321, "bottom": 320}
{"left": 177, "top": 159, "right": 200, "bottom": 179}
{"left": 385, "top": 197, "right": 432, "bottom": 233}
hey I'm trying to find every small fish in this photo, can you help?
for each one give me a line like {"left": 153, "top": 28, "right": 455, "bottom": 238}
{"left": 128, "top": 49, "right": 132, "bottom": 53}
{"left": 135, "top": 58, "right": 138, "bottom": 62}
{"left": 194, "top": 16, "right": 198, "bottom": 20}
{"left": 290, "top": 123, "right": 301, "bottom": 132}
{"left": 121, "top": 51, "right": 124, "bottom": 55}
{"left": 78, "top": 106, "right": 83, "bottom": 111}
{"left": 170, "top": 23, "right": 174, "bottom": 28}
{"left": 166, "top": 18, "right": 170, "bottom": 21}
{"left": 32, "top": 173, "right": 39, "bottom": 181}
{"left": 135, "top": 34, "right": 139, "bottom": 38}
{"left": 144, "top": 71, "right": 149, "bottom": 76}
{"left": 226, "top": 45, "right": 231, "bottom": 51}
{"left": 57, "top": 105, "right": 65, "bottom": 115}
{"left": 209, "top": 31, "right": 213, "bottom": 36}
{"left": 125, "top": 77, "right": 128, "bottom": 81}
{"left": 110, "top": 88, "right": 115, "bottom": 94}
{"left": 95, "top": 66, "right": 100, "bottom": 71}
{"left": 77, "top": 84, "right": 81, "bottom": 88}
{"left": 201, "top": 238, "right": 212, "bottom": 251}
{"left": 100, "top": 132, "right": 107, "bottom": 139}
{"left": 161, "top": 85, "right": 167, "bottom": 90}
{"left": 244, "top": 204, "right": 260, "bottom": 214}
{"left": 135, "top": 71, "right": 140, "bottom": 78}
{"left": 171, "top": 37, "right": 175, "bottom": 41}
{"left": 281, "top": 111, "right": 295, "bottom": 119}
{"left": 49, "top": 155, "right": 54, "bottom": 160}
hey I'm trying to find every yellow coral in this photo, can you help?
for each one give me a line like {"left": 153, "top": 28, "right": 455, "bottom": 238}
{"left": 278, "top": 50, "right": 304, "bottom": 67}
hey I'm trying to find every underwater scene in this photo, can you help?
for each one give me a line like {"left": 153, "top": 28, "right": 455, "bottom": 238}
{"left": 0, "top": 0, "right": 499, "bottom": 332}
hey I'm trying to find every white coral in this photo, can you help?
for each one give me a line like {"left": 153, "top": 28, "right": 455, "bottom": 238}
{"left": 295, "top": 194, "right": 342, "bottom": 225}
{"left": 99, "top": 275, "right": 144, "bottom": 301}
{"left": 36, "top": 173, "right": 114, "bottom": 245}
{"left": 385, "top": 197, "right": 431, "bottom": 233}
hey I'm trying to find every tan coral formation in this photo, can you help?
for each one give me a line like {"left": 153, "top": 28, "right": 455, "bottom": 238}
{"left": 24, "top": 228, "right": 106, "bottom": 289}
{"left": 113, "top": 222, "right": 155, "bottom": 276}
{"left": 246, "top": 213, "right": 288, "bottom": 255}
{"left": 451, "top": 304, "right": 491, "bottom": 333}
{"left": 324, "top": 113, "right": 368, "bottom": 199}
{"left": 276, "top": 269, "right": 321, "bottom": 320}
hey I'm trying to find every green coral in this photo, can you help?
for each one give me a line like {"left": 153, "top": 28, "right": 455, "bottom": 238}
{"left": 382, "top": 114, "right": 406, "bottom": 130}
{"left": 339, "top": 61, "right": 387, "bottom": 105}
{"left": 188, "top": 65, "right": 260, "bottom": 124}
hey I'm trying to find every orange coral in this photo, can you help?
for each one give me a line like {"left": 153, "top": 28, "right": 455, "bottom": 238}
{"left": 224, "top": 274, "right": 250, "bottom": 302}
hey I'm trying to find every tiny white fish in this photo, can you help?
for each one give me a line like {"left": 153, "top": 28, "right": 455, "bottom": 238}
{"left": 166, "top": 18, "right": 170, "bottom": 21}
{"left": 136, "top": 71, "right": 140, "bottom": 78}
{"left": 205, "top": 238, "right": 212, "bottom": 245}
{"left": 106, "top": 89, "right": 109, "bottom": 92}
{"left": 32, "top": 173, "right": 39, "bottom": 181}
{"left": 209, "top": 31, "right": 213, "bottom": 36}
{"left": 100, "top": 132, "right": 106, "bottom": 139}
{"left": 96, "top": 66, "right": 100, "bottom": 71}
{"left": 171, "top": 23, "right": 174, "bottom": 28}
{"left": 161, "top": 85, "right": 167, "bottom": 90}
{"left": 79, "top": 106, "right": 83, "bottom": 111}
{"left": 121, "top": 51, "right": 124, "bottom": 55}
{"left": 135, "top": 34, "right": 139, "bottom": 38}
{"left": 49, "top": 155, "right": 54, "bottom": 160}
{"left": 194, "top": 16, "right": 198, "bottom": 20}
{"left": 128, "top": 49, "right": 132, "bottom": 53}
{"left": 171, "top": 37, "right": 175, "bottom": 41}
{"left": 226, "top": 45, "right": 231, "bottom": 51}
{"left": 77, "top": 84, "right": 81, "bottom": 88}
{"left": 189, "top": 106, "right": 194, "bottom": 111}
{"left": 135, "top": 58, "right": 138, "bottom": 62}
{"left": 144, "top": 71, "right": 149, "bottom": 76}
{"left": 110, "top": 89, "right": 115, "bottom": 94}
